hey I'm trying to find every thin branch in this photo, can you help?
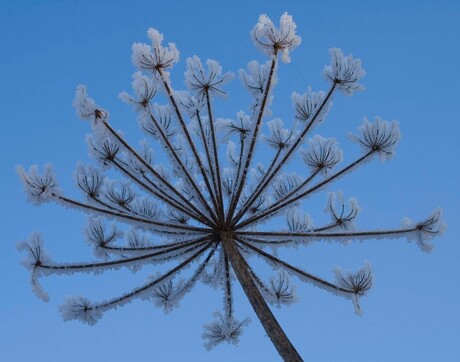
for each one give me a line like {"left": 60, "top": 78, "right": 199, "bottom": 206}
{"left": 99, "top": 236, "right": 209, "bottom": 255}
{"left": 236, "top": 226, "right": 418, "bottom": 245}
{"left": 236, "top": 150, "right": 374, "bottom": 229}
{"left": 195, "top": 109, "right": 218, "bottom": 206}
{"left": 52, "top": 193, "right": 212, "bottom": 235}
{"left": 37, "top": 237, "right": 212, "bottom": 274}
{"left": 144, "top": 110, "right": 218, "bottom": 225}
{"left": 110, "top": 156, "right": 211, "bottom": 226}
{"left": 205, "top": 89, "right": 225, "bottom": 221}
{"left": 91, "top": 242, "right": 216, "bottom": 313}
{"left": 234, "top": 147, "right": 283, "bottom": 221}
{"left": 100, "top": 120, "right": 211, "bottom": 225}
{"left": 233, "top": 83, "right": 336, "bottom": 225}
{"left": 235, "top": 237, "right": 357, "bottom": 295}
{"left": 226, "top": 55, "right": 278, "bottom": 224}
{"left": 233, "top": 152, "right": 316, "bottom": 226}
{"left": 158, "top": 68, "right": 221, "bottom": 222}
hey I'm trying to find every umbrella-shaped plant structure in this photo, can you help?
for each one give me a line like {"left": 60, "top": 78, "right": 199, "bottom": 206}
{"left": 18, "top": 13, "right": 444, "bottom": 361}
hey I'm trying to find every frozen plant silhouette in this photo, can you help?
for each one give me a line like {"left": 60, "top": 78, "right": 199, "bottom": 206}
{"left": 18, "top": 13, "right": 444, "bottom": 361}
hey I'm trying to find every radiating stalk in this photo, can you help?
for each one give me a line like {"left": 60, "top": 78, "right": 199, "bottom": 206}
{"left": 226, "top": 55, "right": 278, "bottom": 224}
{"left": 158, "top": 69, "right": 221, "bottom": 218}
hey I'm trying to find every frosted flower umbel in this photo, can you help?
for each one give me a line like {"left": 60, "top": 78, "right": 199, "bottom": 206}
{"left": 185, "top": 56, "right": 234, "bottom": 99}
{"left": 323, "top": 48, "right": 366, "bottom": 95}
{"left": 252, "top": 13, "right": 301, "bottom": 63}
{"left": 18, "top": 13, "right": 444, "bottom": 361}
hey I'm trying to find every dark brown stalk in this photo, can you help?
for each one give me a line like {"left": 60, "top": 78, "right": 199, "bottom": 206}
{"left": 205, "top": 89, "right": 225, "bottom": 221}
{"left": 53, "top": 193, "right": 212, "bottom": 234}
{"left": 226, "top": 55, "right": 278, "bottom": 224}
{"left": 236, "top": 150, "right": 374, "bottom": 230}
{"left": 145, "top": 111, "right": 219, "bottom": 225}
{"left": 96, "top": 242, "right": 216, "bottom": 311}
{"left": 158, "top": 69, "right": 221, "bottom": 219}
{"left": 232, "top": 83, "right": 336, "bottom": 226}
{"left": 101, "top": 120, "right": 210, "bottom": 224}
{"left": 220, "top": 232, "right": 303, "bottom": 362}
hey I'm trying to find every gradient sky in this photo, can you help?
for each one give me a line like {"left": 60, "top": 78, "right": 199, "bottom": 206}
{"left": 1, "top": 1, "right": 459, "bottom": 361}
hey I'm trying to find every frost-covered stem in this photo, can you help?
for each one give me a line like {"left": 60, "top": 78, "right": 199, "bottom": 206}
{"left": 139, "top": 172, "right": 209, "bottom": 224}
{"left": 101, "top": 120, "right": 210, "bottom": 224}
{"left": 235, "top": 237, "right": 355, "bottom": 294}
{"left": 112, "top": 156, "right": 207, "bottom": 224}
{"left": 223, "top": 248, "right": 233, "bottom": 320}
{"left": 101, "top": 237, "right": 207, "bottom": 253}
{"left": 235, "top": 83, "right": 336, "bottom": 225}
{"left": 146, "top": 111, "right": 218, "bottom": 224}
{"left": 168, "top": 242, "right": 218, "bottom": 303}
{"left": 311, "top": 221, "right": 345, "bottom": 232}
{"left": 158, "top": 69, "right": 221, "bottom": 220}
{"left": 232, "top": 148, "right": 294, "bottom": 226}
{"left": 111, "top": 157, "right": 210, "bottom": 225}
{"left": 237, "top": 227, "right": 419, "bottom": 240}
{"left": 237, "top": 150, "right": 373, "bottom": 229}
{"left": 270, "top": 169, "right": 321, "bottom": 210}
{"left": 220, "top": 232, "right": 303, "bottom": 362}
{"left": 90, "top": 194, "right": 128, "bottom": 214}
{"left": 94, "top": 242, "right": 215, "bottom": 313}
{"left": 38, "top": 237, "right": 211, "bottom": 273}
{"left": 52, "top": 193, "right": 211, "bottom": 234}
{"left": 226, "top": 55, "right": 278, "bottom": 224}
{"left": 232, "top": 135, "right": 246, "bottom": 201}
{"left": 245, "top": 261, "right": 274, "bottom": 300}
{"left": 234, "top": 169, "right": 321, "bottom": 227}
{"left": 194, "top": 108, "right": 222, "bottom": 223}
{"left": 205, "top": 89, "right": 225, "bottom": 221}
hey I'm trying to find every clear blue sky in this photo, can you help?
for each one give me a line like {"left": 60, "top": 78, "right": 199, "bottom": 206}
{"left": 1, "top": 1, "right": 459, "bottom": 361}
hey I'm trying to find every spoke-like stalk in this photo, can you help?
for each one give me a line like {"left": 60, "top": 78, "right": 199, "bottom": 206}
{"left": 111, "top": 157, "right": 211, "bottom": 226}
{"left": 205, "top": 89, "right": 225, "bottom": 221}
{"left": 233, "top": 83, "right": 336, "bottom": 225}
{"left": 89, "top": 194, "right": 128, "bottom": 214}
{"left": 139, "top": 172, "right": 209, "bottom": 224}
{"left": 220, "top": 232, "right": 303, "bottom": 362}
{"left": 38, "top": 237, "right": 212, "bottom": 273}
{"left": 101, "top": 120, "right": 211, "bottom": 225}
{"left": 232, "top": 150, "right": 310, "bottom": 226}
{"left": 234, "top": 169, "right": 320, "bottom": 227}
{"left": 235, "top": 237, "right": 355, "bottom": 295}
{"left": 235, "top": 147, "right": 282, "bottom": 221}
{"left": 195, "top": 109, "right": 219, "bottom": 208}
{"left": 237, "top": 150, "right": 374, "bottom": 229}
{"left": 228, "top": 135, "right": 245, "bottom": 205}
{"left": 52, "top": 193, "right": 212, "bottom": 235}
{"left": 226, "top": 55, "right": 278, "bottom": 224}
{"left": 236, "top": 226, "right": 416, "bottom": 243}
{"left": 93, "top": 242, "right": 216, "bottom": 313}
{"left": 158, "top": 69, "right": 221, "bottom": 221}
{"left": 145, "top": 111, "right": 218, "bottom": 224}
{"left": 100, "top": 237, "right": 204, "bottom": 254}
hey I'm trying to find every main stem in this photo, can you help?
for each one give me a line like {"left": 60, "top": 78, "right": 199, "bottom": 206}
{"left": 220, "top": 232, "right": 303, "bottom": 362}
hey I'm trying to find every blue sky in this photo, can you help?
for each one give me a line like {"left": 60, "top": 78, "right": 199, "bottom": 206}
{"left": 1, "top": 1, "right": 459, "bottom": 361}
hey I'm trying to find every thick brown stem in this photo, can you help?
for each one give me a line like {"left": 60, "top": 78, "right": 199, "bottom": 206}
{"left": 220, "top": 232, "right": 303, "bottom": 362}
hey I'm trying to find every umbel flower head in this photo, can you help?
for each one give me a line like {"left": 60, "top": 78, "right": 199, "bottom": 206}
{"left": 252, "top": 12, "right": 301, "bottom": 63}
{"left": 18, "top": 13, "right": 444, "bottom": 360}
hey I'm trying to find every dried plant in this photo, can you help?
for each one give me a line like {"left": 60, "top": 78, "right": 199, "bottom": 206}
{"left": 18, "top": 13, "right": 444, "bottom": 361}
